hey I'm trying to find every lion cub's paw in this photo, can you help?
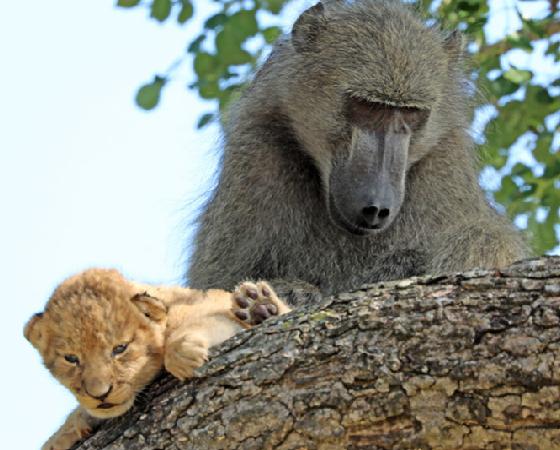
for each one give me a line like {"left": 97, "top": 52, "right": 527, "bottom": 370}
{"left": 42, "top": 409, "right": 93, "bottom": 450}
{"left": 164, "top": 335, "right": 209, "bottom": 381}
{"left": 232, "top": 281, "right": 290, "bottom": 325}
{"left": 42, "top": 431, "right": 84, "bottom": 450}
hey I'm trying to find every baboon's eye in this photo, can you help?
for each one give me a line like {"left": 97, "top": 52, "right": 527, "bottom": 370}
{"left": 346, "top": 97, "right": 430, "bottom": 132}
{"left": 64, "top": 354, "right": 80, "bottom": 365}
{"left": 400, "top": 107, "right": 430, "bottom": 131}
{"left": 112, "top": 343, "right": 128, "bottom": 356}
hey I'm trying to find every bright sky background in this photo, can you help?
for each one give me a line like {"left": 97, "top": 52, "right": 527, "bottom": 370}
{"left": 1, "top": 1, "right": 223, "bottom": 447}
{"left": 0, "top": 1, "right": 556, "bottom": 448}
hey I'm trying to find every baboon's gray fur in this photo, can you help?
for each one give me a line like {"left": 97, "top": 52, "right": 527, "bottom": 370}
{"left": 187, "top": 0, "right": 530, "bottom": 296}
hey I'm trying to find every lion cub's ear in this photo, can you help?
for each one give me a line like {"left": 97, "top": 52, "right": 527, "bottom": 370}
{"left": 130, "top": 293, "right": 167, "bottom": 323}
{"left": 24, "top": 312, "right": 48, "bottom": 352}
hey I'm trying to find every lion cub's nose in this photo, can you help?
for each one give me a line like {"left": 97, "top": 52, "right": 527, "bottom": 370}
{"left": 85, "top": 379, "right": 113, "bottom": 401}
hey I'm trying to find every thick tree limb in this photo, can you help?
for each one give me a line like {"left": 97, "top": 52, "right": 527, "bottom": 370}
{"left": 75, "top": 257, "right": 560, "bottom": 450}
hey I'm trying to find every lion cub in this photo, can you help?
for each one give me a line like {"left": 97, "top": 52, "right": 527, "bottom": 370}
{"left": 25, "top": 268, "right": 290, "bottom": 450}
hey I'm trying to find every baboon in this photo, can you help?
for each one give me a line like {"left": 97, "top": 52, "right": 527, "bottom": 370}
{"left": 187, "top": 0, "right": 530, "bottom": 296}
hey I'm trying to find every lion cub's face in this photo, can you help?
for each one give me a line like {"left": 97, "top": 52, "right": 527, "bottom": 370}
{"left": 25, "top": 269, "right": 167, "bottom": 418}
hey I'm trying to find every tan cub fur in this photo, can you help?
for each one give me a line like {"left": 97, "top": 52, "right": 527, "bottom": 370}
{"left": 25, "top": 268, "right": 290, "bottom": 450}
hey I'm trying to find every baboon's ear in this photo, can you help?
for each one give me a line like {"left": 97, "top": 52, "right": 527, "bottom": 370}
{"left": 24, "top": 312, "right": 47, "bottom": 351}
{"left": 131, "top": 292, "right": 167, "bottom": 323}
{"left": 443, "top": 30, "right": 465, "bottom": 65}
{"left": 292, "top": 2, "right": 327, "bottom": 53}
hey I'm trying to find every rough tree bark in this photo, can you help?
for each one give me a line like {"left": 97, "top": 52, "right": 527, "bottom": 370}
{"left": 75, "top": 257, "right": 560, "bottom": 450}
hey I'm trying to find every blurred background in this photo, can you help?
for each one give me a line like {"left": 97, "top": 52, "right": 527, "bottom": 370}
{"left": 0, "top": 0, "right": 558, "bottom": 448}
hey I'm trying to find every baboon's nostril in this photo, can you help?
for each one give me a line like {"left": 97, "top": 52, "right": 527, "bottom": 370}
{"left": 362, "top": 206, "right": 379, "bottom": 224}
{"left": 360, "top": 205, "right": 390, "bottom": 228}
{"left": 378, "top": 208, "right": 390, "bottom": 219}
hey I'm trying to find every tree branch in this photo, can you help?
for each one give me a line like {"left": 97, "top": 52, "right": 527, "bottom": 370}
{"left": 75, "top": 256, "right": 560, "bottom": 450}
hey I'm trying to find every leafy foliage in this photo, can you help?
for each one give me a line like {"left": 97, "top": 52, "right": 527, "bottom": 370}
{"left": 422, "top": 1, "right": 560, "bottom": 254}
{"left": 116, "top": 0, "right": 560, "bottom": 254}
{"left": 117, "top": 0, "right": 289, "bottom": 125}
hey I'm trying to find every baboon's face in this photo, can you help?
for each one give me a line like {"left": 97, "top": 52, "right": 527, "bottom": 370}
{"left": 328, "top": 100, "right": 430, "bottom": 235}
{"left": 290, "top": 1, "right": 459, "bottom": 235}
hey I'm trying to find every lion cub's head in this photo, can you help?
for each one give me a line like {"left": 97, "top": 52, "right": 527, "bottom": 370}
{"left": 24, "top": 269, "right": 167, "bottom": 418}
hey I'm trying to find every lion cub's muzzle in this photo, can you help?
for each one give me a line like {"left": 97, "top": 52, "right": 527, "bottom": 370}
{"left": 78, "top": 381, "right": 135, "bottom": 418}
{"left": 85, "top": 381, "right": 113, "bottom": 401}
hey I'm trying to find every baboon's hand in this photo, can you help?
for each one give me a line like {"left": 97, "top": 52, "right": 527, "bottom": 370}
{"left": 232, "top": 281, "right": 292, "bottom": 326}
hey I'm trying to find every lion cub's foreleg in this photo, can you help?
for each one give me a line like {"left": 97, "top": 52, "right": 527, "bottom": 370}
{"left": 164, "top": 281, "right": 290, "bottom": 380}
{"left": 41, "top": 407, "right": 98, "bottom": 450}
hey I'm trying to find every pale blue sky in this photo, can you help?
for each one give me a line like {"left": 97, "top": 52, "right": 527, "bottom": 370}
{"left": 0, "top": 1, "right": 223, "bottom": 447}
{"left": 0, "top": 1, "right": 556, "bottom": 448}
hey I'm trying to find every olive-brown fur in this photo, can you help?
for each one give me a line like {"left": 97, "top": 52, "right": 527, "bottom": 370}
{"left": 187, "top": 0, "right": 529, "bottom": 296}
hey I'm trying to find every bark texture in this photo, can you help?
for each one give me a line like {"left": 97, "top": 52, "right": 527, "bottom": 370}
{"left": 75, "top": 257, "right": 560, "bottom": 450}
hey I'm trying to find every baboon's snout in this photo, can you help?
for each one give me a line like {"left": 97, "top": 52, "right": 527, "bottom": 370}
{"left": 328, "top": 166, "right": 403, "bottom": 235}
{"left": 328, "top": 126, "right": 408, "bottom": 235}
{"left": 345, "top": 181, "right": 400, "bottom": 231}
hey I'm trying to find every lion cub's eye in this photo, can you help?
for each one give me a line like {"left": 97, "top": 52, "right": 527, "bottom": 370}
{"left": 64, "top": 354, "right": 80, "bottom": 365}
{"left": 112, "top": 343, "right": 128, "bottom": 356}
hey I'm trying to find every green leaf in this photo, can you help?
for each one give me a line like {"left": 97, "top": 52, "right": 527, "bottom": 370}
{"left": 177, "top": 0, "right": 193, "bottom": 24}
{"left": 187, "top": 35, "right": 205, "bottom": 54}
{"left": 135, "top": 76, "right": 166, "bottom": 110}
{"left": 457, "top": 1, "right": 483, "bottom": 13}
{"left": 479, "top": 144, "right": 507, "bottom": 169}
{"left": 534, "top": 132, "right": 555, "bottom": 166}
{"left": 117, "top": 0, "right": 141, "bottom": 7}
{"left": 542, "top": 182, "right": 560, "bottom": 207}
{"left": 150, "top": 0, "right": 172, "bottom": 22}
{"left": 465, "top": 16, "right": 487, "bottom": 34}
{"left": 218, "top": 84, "right": 243, "bottom": 110}
{"left": 487, "top": 75, "right": 519, "bottom": 97}
{"left": 204, "top": 13, "right": 228, "bottom": 30}
{"left": 522, "top": 18, "right": 547, "bottom": 39}
{"left": 484, "top": 103, "right": 526, "bottom": 156}
{"left": 533, "top": 85, "right": 554, "bottom": 105}
{"left": 543, "top": 159, "right": 560, "bottom": 179}
{"left": 262, "top": 26, "right": 282, "bottom": 44}
{"left": 198, "top": 80, "right": 220, "bottom": 99}
{"left": 510, "top": 162, "right": 530, "bottom": 177}
{"left": 478, "top": 53, "right": 501, "bottom": 73}
{"left": 507, "top": 199, "right": 535, "bottom": 217}
{"left": 547, "top": 40, "right": 560, "bottom": 54}
{"left": 495, "top": 175, "right": 518, "bottom": 206}
{"left": 197, "top": 113, "right": 215, "bottom": 129}
{"left": 503, "top": 69, "right": 532, "bottom": 84}
{"left": 505, "top": 34, "right": 533, "bottom": 52}
{"left": 216, "top": 30, "right": 253, "bottom": 65}
{"left": 262, "top": 0, "right": 286, "bottom": 14}
{"left": 193, "top": 52, "right": 218, "bottom": 77}
{"left": 228, "top": 10, "right": 258, "bottom": 41}
{"left": 528, "top": 208, "right": 559, "bottom": 254}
